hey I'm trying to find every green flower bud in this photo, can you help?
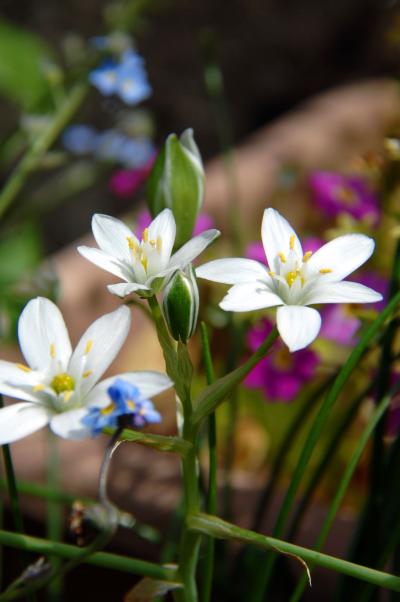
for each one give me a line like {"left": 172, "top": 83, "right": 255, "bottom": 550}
{"left": 147, "top": 128, "right": 205, "bottom": 249}
{"left": 162, "top": 265, "right": 199, "bottom": 343}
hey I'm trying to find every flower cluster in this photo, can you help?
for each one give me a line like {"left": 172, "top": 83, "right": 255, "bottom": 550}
{"left": 89, "top": 49, "right": 151, "bottom": 106}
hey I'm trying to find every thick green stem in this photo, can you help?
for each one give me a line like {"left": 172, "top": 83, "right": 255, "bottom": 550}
{"left": 187, "top": 513, "right": 400, "bottom": 592}
{"left": 0, "top": 82, "right": 88, "bottom": 218}
{"left": 251, "top": 290, "right": 400, "bottom": 602}
{"left": 200, "top": 323, "right": 217, "bottom": 602}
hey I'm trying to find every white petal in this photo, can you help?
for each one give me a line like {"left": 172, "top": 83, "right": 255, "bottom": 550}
{"left": 306, "top": 234, "right": 375, "bottom": 282}
{"left": 170, "top": 229, "right": 220, "bottom": 270}
{"left": 85, "top": 371, "right": 173, "bottom": 407}
{"left": 196, "top": 257, "right": 268, "bottom": 284}
{"left": 262, "top": 208, "right": 303, "bottom": 272}
{"left": 69, "top": 306, "right": 131, "bottom": 397}
{"left": 77, "top": 246, "right": 131, "bottom": 281}
{"left": 92, "top": 213, "right": 136, "bottom": 264}
{"left": 277, "top": 305, "right": 322, "bottom": 352}
{"left": 303, "top": 281, "right": 383, "bottom": 305}
{"left": 0, "top": 402, "right": 51, "bottom": 444}
{"left": 148, "top": 209, "right": 176, "bottom": 264}
{"left": 107, "top": 282, "right": 150, "bottom": 297}
{"left": 50, "top": 409, "right": 90, "bottom": 440}
{"left": 18, "top": 297, "right": 72, "bottom": 372}
{"left": 0, "top": 361, "right": 43, "bottom": 402}
{"left": 220, "top": 282, "right": 283, "bottom": 312}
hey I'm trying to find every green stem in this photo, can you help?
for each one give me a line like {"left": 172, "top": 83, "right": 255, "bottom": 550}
{"left": 0, "top": 529, "right": 177, "bottom": 589}
{"left": 147, "top": 296, "right": 201, "bottom": 601}
{"left": 0, "top": 81, "right": 87, "bottom": 219}
{"left": 251, "top": 290, "right": 400, "bottom": 602}
{"left": 289, "top": 393, "right": 392, "bottom": 601}
{"left": 191, "top": 326, "right": 279, "bottom": 427}
{"left": 46, "top": 432, "right": 62, "bottom": 602}
{"left": 287, "top": 382, "right": 372, "bottom": 543}
{"left": 103, "top": 426, "right": 191, "bottom": 456}
{"left": 188, "top": 513, "right": 400, "bottom": 592}
{"left": 200, "top": 323, "right": 216, "bottom": 602}
{"left": 0, "top": 396, "right": 24, "bottom": 536}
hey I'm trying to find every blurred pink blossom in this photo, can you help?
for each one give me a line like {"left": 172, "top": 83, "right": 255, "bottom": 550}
{"left": 244, "top": 318, "right": 320, "bottom": 402}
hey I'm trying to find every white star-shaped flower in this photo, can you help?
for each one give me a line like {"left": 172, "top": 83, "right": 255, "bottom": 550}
{"left": 78, "top": 208, "right": 220, "bottom": 298}
{"left": 196, "top": 208, "right": 383, "bottom": 352}
{"left": 0, "top": 297, "right": 172, "bottom": 443}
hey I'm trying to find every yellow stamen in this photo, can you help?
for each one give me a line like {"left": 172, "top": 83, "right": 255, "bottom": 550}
{"left": 303, "top": 251, "right": 313, "bottom": 262}
{"left": 286, "top": 270, "right": 298, "bottom": 287}
{"left": 278, "top": 252, "right": 286, "bottom": 263}
{"left": 85, "top": 340, "right": 93, "bottom": 354}
{"left": 33, "top": 384, "right": 45, "bottom": 392}
{"left": 142, "top": 228, "right": 149, "bottom": 243}
{"left": 156, "top": 236, "right": 163, "bottom": 253}
{"left": 141, "top": 254, "right": 148, "bottom": 272}
{"left": 127, "top": 236, "right": 138, "bottom": 251}
{"left": 268, "top": 270, "right": 276, "bottom": 277}
{"left": 101, "top": 402, "right": 116, "bottom": 416}
{"left": 63, "top": 390, "right": 73, "bottom": 402}
{"left": 82, "top": 370, "right": 93, "bottom": 378}
{"left": 319, "top": 268, "right": 332, "bottom": 274}
{"left": 16, "top": 363, "right": 31, "bottom": 373}
{"left": 289, "top": 234, "right": 295, "bottom": 250}
{"left": 50, "top": 343, "right": 56, "bottom": 359}
{"left": 127, "top": 400, "right": 136, "bottom": 411}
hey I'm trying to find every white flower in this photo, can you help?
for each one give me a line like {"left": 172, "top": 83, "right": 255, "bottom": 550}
{"left": 78, "top": 208, "right": 220, "bottom": 298}
{"left": 196, "top": 208, "right": 383, "bottom": 352}
{"left": 0, "top": 297, "right": 172, "bottom": 443}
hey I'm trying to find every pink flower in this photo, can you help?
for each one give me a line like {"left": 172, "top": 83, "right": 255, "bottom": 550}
{"left": 309, "top": 171, "right": 380, "bottom": 224}
{"left": 135, "top": 209, "right": 215, "bottom": 239}
{"left": 244, "top": 318, "right": 320, "bottom": 402}
{"left": 109, "top": 156, "right": 155, "bottom": 199}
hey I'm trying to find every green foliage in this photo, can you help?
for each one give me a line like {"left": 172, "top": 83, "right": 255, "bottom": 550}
{"left": 0, "top": 20, "right": 52, "bottom": 111}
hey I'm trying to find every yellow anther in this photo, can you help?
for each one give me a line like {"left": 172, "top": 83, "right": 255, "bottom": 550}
{"left": 85, "top": 340, "right": 93, "bottom": 354}
{"left": 303, "top": 251, "right": 313, "bottom": 262}
{"left": 289, "top": 234, "right": 295, "bottom": 250}
{"left": 142, "top": 228, "right": 149, "bottom": 243}
{"left": 156, "top": 236, "right": 163, "bottom": 253}
{"left": 127, "top": 236, "right": 138, "bottom": 251}
{"left": 319, "top": 268, "right": 332, "bottom": 275}
{"left": 63, "top": 390, "right": 73, "bottom": 402}
{"left": 268, "top": 270, "right": 276, "bottom": 277}
{"left": 141, "top": 254, "right": 148, "bottom": 272}
{"left": 278, "top": 252, "right": 287, "bottom": 263}
{"left": 33, "top": 384, "right": 45, "bottom": 392}
{"left": 101, "top": 402, "right": 116, "bottom": 416}
{"left": 285, "top": 270, "right": 298, "bottom": 287}
{"left": 17, "top": 363, "right": 31, "bottom": 373}
{"left": 301, "top": 276, "right": 305, "bottom": 286}
{"left": 127, "top": 400, "right": 136, "bottom": 411}
{"left": 149, "top": 238, "right": 156, "bottom": 247}
{"left": 50, "top": 343, "right": 56, "bottom": 359}
{"left": 82, "top": 370, "right": 93, "bottom": 379}
{"left": 51, "top": 373, "right": 75, "bottom": 395}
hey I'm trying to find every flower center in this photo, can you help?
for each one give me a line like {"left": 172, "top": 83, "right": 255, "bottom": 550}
{"left": 51, "top": 373, "right": 75, "bottom": 395}
{"left": 333, "top": 185, "right": 358, "bottom": 207}
{"left": 126, "top": 228, "right": 163, "bottom": 275}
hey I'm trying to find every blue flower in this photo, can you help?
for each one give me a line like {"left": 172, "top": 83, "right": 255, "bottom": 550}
{"left": 62, "top": 125, "right": 98, "bottom": 155}
{"left": 94, "top": 130, "right": 127, "bottom": 162}
{"left": 89, "top": 58, "right": 119, "bottom": 96}
{"left": 89, "top": 50, "right": 151, "bottom": 106}
{"left": 81, "top": 378, "right": 162, "bottom": 436}
{"left": 116, "top": 137, "right": 155, "bottom": 168}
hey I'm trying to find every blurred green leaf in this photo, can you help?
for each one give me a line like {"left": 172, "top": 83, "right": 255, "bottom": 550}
{"left": 0, "top": 19, "right": 52, "bottom": 110}
{"left": 0, "top": 221, "right": 42, "bottom": 288}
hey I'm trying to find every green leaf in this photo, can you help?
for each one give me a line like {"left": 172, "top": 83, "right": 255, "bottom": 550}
{"left": 0, "top": 222, "right": 42, "bottom": 288}
{"left": 0, "top": 19, "right": 52, "bottom": 110}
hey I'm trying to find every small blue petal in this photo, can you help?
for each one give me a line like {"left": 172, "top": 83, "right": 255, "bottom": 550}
{"left": 62, "top": 125, "right": 98, "bottom": 155}
{"left": 116, "top": 138, "right": 155, "bottom": 168}
{"left": 89, "top": 59, "right": 119, "bottom": 95}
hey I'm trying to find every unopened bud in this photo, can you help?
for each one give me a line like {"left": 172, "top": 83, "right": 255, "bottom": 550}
{"left": 147, "top": 128, "right": 205, "bottom": 248}
{"left": 163, "top": 266, "right": 199, "bottom": 343}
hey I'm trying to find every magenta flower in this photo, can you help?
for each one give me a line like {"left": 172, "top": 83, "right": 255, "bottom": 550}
{"left": 309, "top": 172, "right": 380, "bottom": 224}
{"left": 244, "top": 317, "right": 320, "bottom": 402}
{"left": 135, "top": 209, "right": 215, "bottom": 239}
{"left": 109, "top": 161, "right": 153, "bottom": 199}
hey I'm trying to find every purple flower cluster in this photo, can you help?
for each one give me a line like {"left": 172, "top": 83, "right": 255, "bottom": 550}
{"left": 309, "top": 171, "right": 380, "bottom": 224}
